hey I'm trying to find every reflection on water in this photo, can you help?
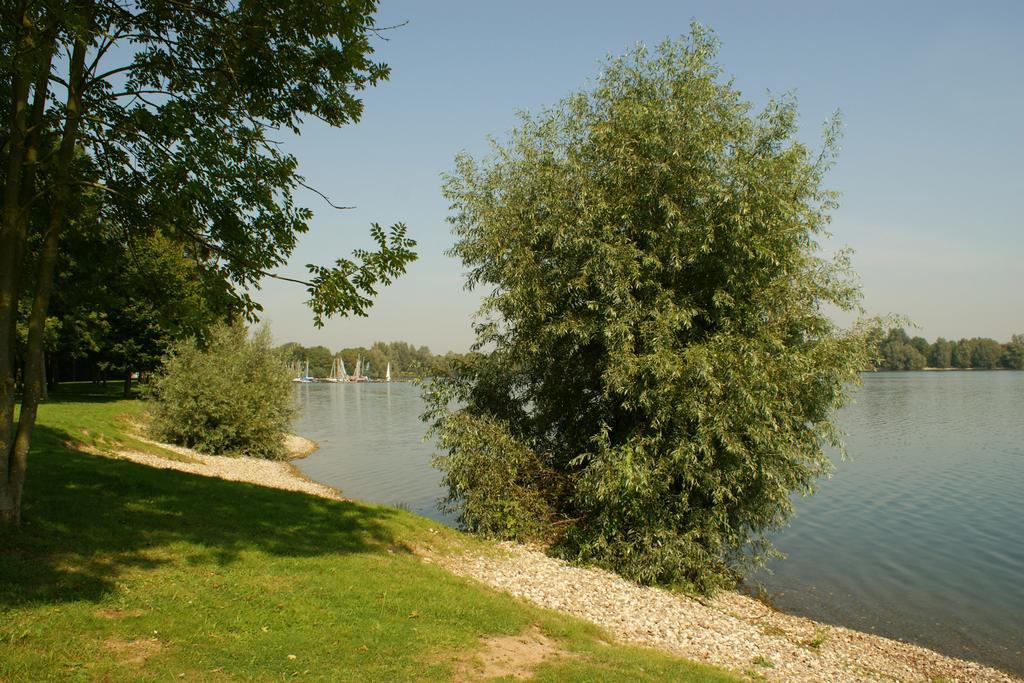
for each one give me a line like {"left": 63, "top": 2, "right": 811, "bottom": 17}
{"left": 291, "top": 373, "right": 1024, "bottom": 676}
{"left": 291, "top": 382, "right": 455, "bottom": 525}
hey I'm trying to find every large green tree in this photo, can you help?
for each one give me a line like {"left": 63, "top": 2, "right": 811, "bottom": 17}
{"left": 1004, "top": 334, "right": 1024, "bottom": 370}
{"left": 878, "top": 328, "right": 926, "bottom": 370}
{"left": 1, "top": 0, "right": 415, "bottom": 525}
{"left": 909, "top": 336, "right": 930, "bottom": 359}
{"left": 44, "top": 226, "right": 241, "bottom": 395}
{"left": 929, "top": 338, "right": 953, "bottom": 369}
{"left": 426, "top": 29, "right": 872, "bottom": 592}
{"left": 970, "top": 337, "right": 1004, "bottom": 369}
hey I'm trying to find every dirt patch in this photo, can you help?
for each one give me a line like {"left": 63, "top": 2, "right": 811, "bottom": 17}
{"left": 94, "top": 608, "right": 146, "bottom": 620}
{"left": 103, "top": 636, "right": 163, "bottom": 665}
{"left": 454, "top": 625, "right": 571, "bottom": 681}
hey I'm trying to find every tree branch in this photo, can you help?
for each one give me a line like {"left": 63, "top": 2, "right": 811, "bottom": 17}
{"left": 368, "top": 20, "right": 409, "bottom": 41}
{"left": 297, "top": 180, "right": 354, "bottom": 210}
{"left": 265, "top": 272, "right": 315, "bottom": 287}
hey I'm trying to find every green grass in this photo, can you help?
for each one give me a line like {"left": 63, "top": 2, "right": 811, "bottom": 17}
{"left": 0, "top": 385, "right": 740, "bottom": 682}
{"left": 804, "top": 627, "right": 831, "bottom": 651}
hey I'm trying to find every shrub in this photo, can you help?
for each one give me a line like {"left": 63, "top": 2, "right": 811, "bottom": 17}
{"left": 427, "top": 28, "right": 873, "bottom": 593}
{"left": 432, "top": 411, "right": 560, "bottom": 542}
{"left": 149, "top": 321, "right": 293, "bottom": 459}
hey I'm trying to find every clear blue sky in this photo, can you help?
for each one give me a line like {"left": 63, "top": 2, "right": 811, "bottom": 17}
{"left": 259, "top": 0, "right": 1024, "bottom": 353}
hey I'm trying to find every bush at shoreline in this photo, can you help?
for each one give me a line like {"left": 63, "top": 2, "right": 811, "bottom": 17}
{"left": 148, "top": 321, "right": 293, "bottom": 459}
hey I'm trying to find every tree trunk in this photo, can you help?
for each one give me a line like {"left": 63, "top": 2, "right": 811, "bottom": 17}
{"left": 0, "top": 2, "right": 37, "bottom": 527}
{"left": 123, "top": 373, "right": 132, "bottom": 398}
{"left": 1, "top": 24, "right": 87, "bottom": 527}
{"left": 48, "top": 352, "right": 59, "bottom": 391}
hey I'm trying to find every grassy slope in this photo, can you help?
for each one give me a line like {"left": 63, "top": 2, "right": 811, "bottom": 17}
{"left": 0, "top": 385, "right": 740, "bottom": 682}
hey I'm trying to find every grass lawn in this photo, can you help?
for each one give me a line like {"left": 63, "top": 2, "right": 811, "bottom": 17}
{"left": 0, "top": 385, "right": 740, "bottom": 682}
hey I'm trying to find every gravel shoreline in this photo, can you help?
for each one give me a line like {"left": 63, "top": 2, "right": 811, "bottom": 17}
{"left": 111, "top": 439, "right": 1019, "bottom": 682}
{"left": 432, "top": 543, "right": 1019, "bottom": 682}
{"left": 113, "top": 434, "right": 343, "bottom": 501}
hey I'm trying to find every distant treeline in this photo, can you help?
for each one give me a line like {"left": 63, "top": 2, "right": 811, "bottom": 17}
{"left": 277, "top": 340, "right": 469, "bottom": 380}
{"left": 873, "top": 329, "right": 1024, "bottom": 371}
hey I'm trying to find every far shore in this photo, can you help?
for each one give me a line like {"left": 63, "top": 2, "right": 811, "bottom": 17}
{"left": 865, "top": 366, "right": 1020, "bottom": 372}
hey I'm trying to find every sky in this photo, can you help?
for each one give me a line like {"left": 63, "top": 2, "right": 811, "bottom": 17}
{"left": 258, "top": 0, "right": 1024, "bottom": 353}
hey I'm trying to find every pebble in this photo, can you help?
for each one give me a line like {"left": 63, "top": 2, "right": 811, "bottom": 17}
{"left": 114, "top": 436, "right": 343, "bottom": 501}
{"left": 433, "top": 542, "right": 1020, "bottom": 683}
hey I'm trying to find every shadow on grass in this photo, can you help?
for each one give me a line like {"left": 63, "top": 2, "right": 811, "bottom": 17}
{"left": 0, "top": 422, "right": 404, "bottom": 610}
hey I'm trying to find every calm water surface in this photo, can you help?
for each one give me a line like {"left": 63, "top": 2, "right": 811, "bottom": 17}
{"left": 292, "top": 382, "right": 455, "bottom": 525}
{"left": 292, "top": 373, "right": 1024, "bottom": 675}
{"left": 752, "top": 372, "right": 1024, "bottom": 676}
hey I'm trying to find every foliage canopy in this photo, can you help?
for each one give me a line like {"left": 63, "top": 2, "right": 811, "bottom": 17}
{"left": 427, "top": 28, "right": 872, "bottom": 592}
{"left": 42, "top": 229, "right": 240, "bottom": 392}
{"left": 1, "top": 0, "right": 414, "bottom": 524}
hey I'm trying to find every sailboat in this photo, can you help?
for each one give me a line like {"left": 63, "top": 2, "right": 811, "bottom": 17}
{"left": 350, "top": 356, "right": 367, "bottom": 382}
{"left": 338, "top": 357, "right": 350, "bottom": 382}
{"left": 292, "top": 359, "right": 313, "bottom": 383}
{"left": 385, "top": 362, "right": 392, "bottom": 383}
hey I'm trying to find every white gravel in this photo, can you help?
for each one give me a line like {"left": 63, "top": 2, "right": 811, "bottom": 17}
{"left": 433, "top": 542, "right": 1019, "bottom": 683}
{"left": 113, "top": 434, "right": 343, "bottom": 501}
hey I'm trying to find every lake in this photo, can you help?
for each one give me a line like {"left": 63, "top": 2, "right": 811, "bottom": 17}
{"left": 291, "top": 372, "right": 1024, "bottom": 676}
{"left": 291, "top": 381, "right": 455, "bottom": 525}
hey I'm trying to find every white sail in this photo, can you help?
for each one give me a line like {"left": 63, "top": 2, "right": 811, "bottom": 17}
{"left": 293, "top": 359, "right": 312, "bottom": 383}
{"left": 339, "top": 357, "right": 349, "bottom": 381}
{"left": 386, "top": 362, "right": 392, "bottom": 382}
